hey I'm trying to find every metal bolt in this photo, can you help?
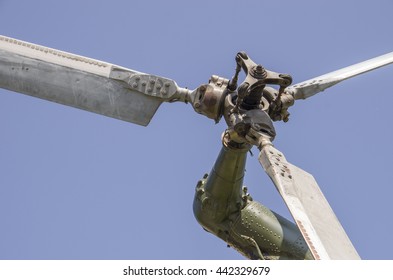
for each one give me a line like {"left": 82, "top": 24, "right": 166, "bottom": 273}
{"left": 197, "top": 188, "right": 205, "bottom": 195}
{"left": 251, "top": 64, "right": 267, "bottom": 79}
{"left": 199, "top": 85, "right": 206, "bottom": 92}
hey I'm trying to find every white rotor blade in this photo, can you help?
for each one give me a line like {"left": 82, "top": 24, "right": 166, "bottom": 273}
{"left": 287, "top": 52, "right": 393, "bottom": 100}
{"left": 258, "top": 140, "right": 360, "bottom": 260}
{"left": 0, "top": 35, "right": 190, "bottom": 126}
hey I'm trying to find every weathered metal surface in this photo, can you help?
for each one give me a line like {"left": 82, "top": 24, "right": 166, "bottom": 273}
{"left": 190, "top": 75, "right": 229, "bottom": 122}
{"left": 258, "top": 139, "right": 361, "bottom": 259}
{"left": 0, "top": 35, "right": 190, "bottom": 126}
{"left": 286, "top": 52, "right": 393, "bottom": 100}
{"left": 193, "top": 137, "right": 312, "bottom": 260}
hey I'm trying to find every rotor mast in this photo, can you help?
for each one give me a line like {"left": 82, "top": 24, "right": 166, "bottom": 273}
{"left": 193, "top": 133, "right": 313, "bottom": 260}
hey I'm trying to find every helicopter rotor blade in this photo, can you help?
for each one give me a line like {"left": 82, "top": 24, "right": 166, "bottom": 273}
{"left": 0, "top": 35, "right": 191, "bottom": 126}
{"left": 286, "top": 52, "right": 393, "bottom": 100}
{"left": 257, "top": 138, "right": 360, "bottom": 259}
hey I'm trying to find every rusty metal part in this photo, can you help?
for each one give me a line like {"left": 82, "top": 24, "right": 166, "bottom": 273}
{"left": 191, "top": 75, "right": 229, "bottom": 123}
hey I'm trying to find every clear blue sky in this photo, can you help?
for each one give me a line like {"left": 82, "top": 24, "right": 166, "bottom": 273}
{"left": 0, "top": 0, "right": 392, "bottom": 260}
